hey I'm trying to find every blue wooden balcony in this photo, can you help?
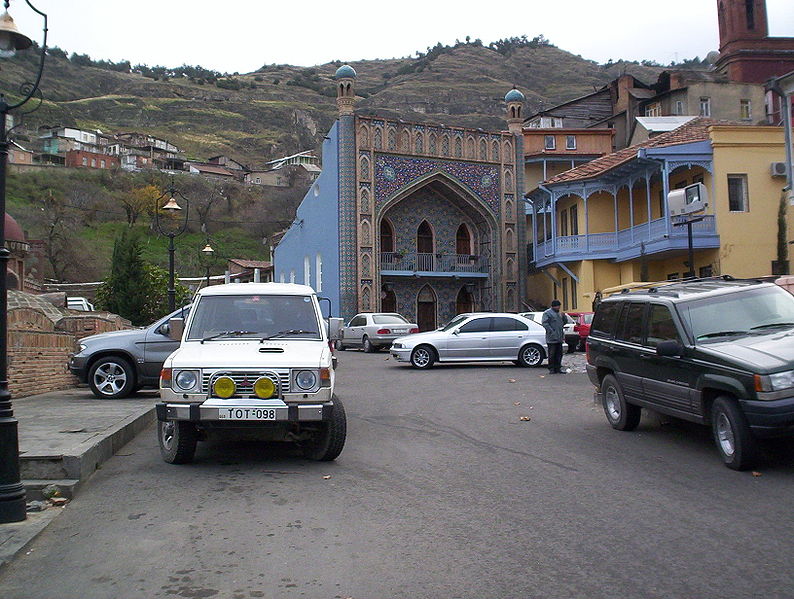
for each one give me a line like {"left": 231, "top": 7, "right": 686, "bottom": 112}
{"left": 380, "top": 252, "right": 489, "bottom": 277}
{"left": 532, "top": 215, "right": 719, "bottom": 267}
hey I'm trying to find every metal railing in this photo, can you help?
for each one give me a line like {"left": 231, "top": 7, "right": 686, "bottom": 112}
{"left": 380, "top": 252, "right": 489, "bottom": 273}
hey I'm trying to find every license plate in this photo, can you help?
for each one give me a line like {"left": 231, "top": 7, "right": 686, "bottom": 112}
{"left": 218, "top": 407, "right": 278, "bottom": 420}
{"left": 393, "top": 329, "right": 407, "bottom": 334}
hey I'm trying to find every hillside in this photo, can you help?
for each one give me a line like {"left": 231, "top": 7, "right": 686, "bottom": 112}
{"left": 4, "top": 40, "right": 663, "bottom": 167}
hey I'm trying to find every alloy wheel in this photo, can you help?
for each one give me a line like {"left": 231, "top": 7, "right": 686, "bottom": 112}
{"left": 93, "top": 362, "right": 128, "bottom": 396}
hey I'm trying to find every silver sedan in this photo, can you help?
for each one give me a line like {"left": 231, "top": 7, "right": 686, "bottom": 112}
{"left": 390, "top": 313, "right": 547, "bottom": 369}
{"left": 338, "top": 312, "right": 419, "bottom": 352}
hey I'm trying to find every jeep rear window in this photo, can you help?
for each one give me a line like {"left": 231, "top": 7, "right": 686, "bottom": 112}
{"left": 591, "top": 301, "right": 621, "bottom": 337}
{"left": 187, "top": 295, "right": 321, "bottom": 340}
{"left": 680, "top": 285, "right": 794, "bottom": 341}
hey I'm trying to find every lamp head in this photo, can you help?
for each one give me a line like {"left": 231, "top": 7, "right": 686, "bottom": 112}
{"left": 161, "top": 196, "right": 182, "bottom": 212}
{"left": 201, "top": 243, "right": 214, "bottom": 255}
{"left": 0, "top": 10, "right": 32, "bottom": 59}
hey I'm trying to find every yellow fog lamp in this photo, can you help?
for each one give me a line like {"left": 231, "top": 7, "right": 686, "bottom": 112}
{"left": 253, "top": 377, "right": 276, "bottom": 399}
{"left": 213, "top": 376, "right": 236, "bottom": 399}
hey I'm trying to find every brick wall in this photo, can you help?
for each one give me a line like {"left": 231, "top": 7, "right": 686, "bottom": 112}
{"left": 7, "top": 308, "right": 132, "bottom": 398}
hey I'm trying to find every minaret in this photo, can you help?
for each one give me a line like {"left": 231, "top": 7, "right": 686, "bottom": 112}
{"left": 335, "top": 64, "right": 357, "bottom": 116}
{"left": 505, "top": 86, "right": 525, "bottom": 135}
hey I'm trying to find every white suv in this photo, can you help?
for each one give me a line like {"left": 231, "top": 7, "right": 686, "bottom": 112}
{"left": 156, "top": 283, "right": 345, "bottom": 464}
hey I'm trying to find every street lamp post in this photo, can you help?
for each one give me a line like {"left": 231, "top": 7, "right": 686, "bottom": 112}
{"left": 0, "top": 0, "right": 47, "bottom": 524}
{"left": 201, "top": 242, "right": 214, "bottom": 288}
{"left": 154, "top": 186, "right": 190, "bottom": 312}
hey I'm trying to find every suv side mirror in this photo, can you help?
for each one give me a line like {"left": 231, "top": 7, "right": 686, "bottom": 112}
{"left": 167, "top": 317, "right": 184, "bottom": 341}
{"left": 328, "top": 317, "right": 343, "bottom": 341}
{"left": 656, "top": 340, "right": 682, "bottom": 357}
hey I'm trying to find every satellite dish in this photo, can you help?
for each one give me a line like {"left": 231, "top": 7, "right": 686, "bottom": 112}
{"left": 706, "top": 51, "right": 720, "bottom": 65}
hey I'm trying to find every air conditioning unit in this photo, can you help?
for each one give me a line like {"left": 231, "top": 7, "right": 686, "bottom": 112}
{"left": 771, "top": 162, "right": 788, "bottom": 177}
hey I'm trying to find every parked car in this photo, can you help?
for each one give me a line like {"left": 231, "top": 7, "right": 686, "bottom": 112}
{"left": 569, "top": 311, "right": 594, "bottom": 350}
{"left": 586, "top": 276, "right": 794, "bottom": 470}
{"left": 520, "top": 311, "right": 579, "bottom": 352}
{"left": 337, "top": 312, "right": 419, "bottom": 352}
{"left": 390, "top": 312, "right": 546, "bottom": 369}
{"left": 156, "top": 283, "right": 345, "bottom": 464}
{"left": 67, "top": 296, "right": 94, "bottom": 311}
{"left": 69, "top": 305, "right": 191, "bottom": 399}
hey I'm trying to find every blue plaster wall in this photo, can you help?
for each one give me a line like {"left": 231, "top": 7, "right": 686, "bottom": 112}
{"left": 273, "top": 122, "right": 341, "bottom": 317}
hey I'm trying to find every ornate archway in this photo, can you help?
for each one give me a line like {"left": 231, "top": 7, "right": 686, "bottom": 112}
{"left": 416, "top": 285, "right": 437, "bottom": 331}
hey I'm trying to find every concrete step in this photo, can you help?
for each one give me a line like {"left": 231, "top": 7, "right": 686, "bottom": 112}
{"left": 23, "top": 479, "right": 81, "bottom": 501}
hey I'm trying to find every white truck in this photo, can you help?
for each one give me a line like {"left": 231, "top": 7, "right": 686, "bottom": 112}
{"left": 156, "top": 283, "right": 345, "bottom": 464}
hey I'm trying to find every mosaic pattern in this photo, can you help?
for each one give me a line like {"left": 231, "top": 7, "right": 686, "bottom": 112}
{"left": 337, "top": 115, "right": 358, "bottom": 319}
{"left": 374, "top": 154, "right": 501, "bottom": 214}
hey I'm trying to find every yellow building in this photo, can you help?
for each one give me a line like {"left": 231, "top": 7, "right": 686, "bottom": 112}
{"left": 525, "top": 118, "right": 790, "bottom": 310}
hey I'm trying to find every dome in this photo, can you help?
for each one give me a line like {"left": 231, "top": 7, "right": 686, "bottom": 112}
{"left": 334, "top": 64, "right": 357, "bottom": 79}
{"left": 5, "top": 213, "right": 25, "bottom": 243}
{"left": 504, "top": 87, "right": 525, "bottom": 103}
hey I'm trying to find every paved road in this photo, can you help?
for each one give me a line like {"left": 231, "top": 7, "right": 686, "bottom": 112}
{"left": 2, "top": 350, "right": 794, "bottom": 598}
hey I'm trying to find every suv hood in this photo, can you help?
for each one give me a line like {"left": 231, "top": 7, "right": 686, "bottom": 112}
{"left": 699, "top": 328, "right": 794, "bottom": 372}
{"left": 167, "top": 339, "right": 330, "bottom": 369}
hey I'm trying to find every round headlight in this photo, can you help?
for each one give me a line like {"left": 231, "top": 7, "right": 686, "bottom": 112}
{"left": 253, "top": 377, "right": 276, "bottom": 399}
{"left": 295, "top": 370, "right": 317, "bottom": 390}
{"left": 175, "top": 370, "right": 198, "bottom": 391}
{"left": 213, "top": 376, "right": 236, "bottom": 399}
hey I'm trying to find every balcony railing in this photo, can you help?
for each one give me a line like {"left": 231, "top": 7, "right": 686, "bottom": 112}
{"left": 380, "top": 252, "right": 489, "bottom": 274}
{"left": 533, "top": 215, "right": 718, "bottom": 265}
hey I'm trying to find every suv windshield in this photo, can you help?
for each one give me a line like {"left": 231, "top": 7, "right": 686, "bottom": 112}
{"left": 187, "top": 295, "right": 321, "bottom": 341}
{"left": 372, "top": 314, "right": 409, "bottom": 325}
{"left": 680, "top": 286, "right": 794, "bottom": 341}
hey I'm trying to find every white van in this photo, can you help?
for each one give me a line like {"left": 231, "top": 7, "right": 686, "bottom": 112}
{"left": 156, "top": 283, "right": 345, "bottom": 464}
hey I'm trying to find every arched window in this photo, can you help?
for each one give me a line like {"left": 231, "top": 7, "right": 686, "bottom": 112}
{"left": 360, "top": 187, "right": 370, "bottom": 212}
{"left": 505, "top": 199, "right": 514, "bottom": 220}
{"left": 362, "top": 286, "right": 371, "bottom": 311}
{"left": 417, "top": 221, "right": 433, "bottom": 254}
{"left": 362, "top": 253, "right": 371, "bottom": 277}
{"left": 415, "top": 133, "right": 424, "bottom": 154}
{"left": 400, "top": 130, "right": 410, "bottom": 152}
{"left": 504, "top": 140, "right": 513, "bottom": 157}
{"left": 492, "top": 140, "right": 500, "bottom": 162}
{"left": 456, "top": 223, "right": 472, "bottom": 255}
{"left": 315, "top": 253, "right": 323, "bottom": 292}
{"left": 506, "top": 287, "right": 516, "bottom": 310}
{"left": 506, "top": 228, "right": 515, "bottom": 251}
{"left": 361, "top": 220, "right": 371, "bottom": 245}
{"left": 479, "top": 139, "right": 487, "bottom": 161}
{"left": 504, "top": 169, "right": 513, "bottom": 192}
{"left": 456, "top": 286, "right": 474, "bottom": 314}
{"left": 359, "top": 125, "right": 369, "bottom": 147}
{"left": 380, "top": 220, "right": 395, "bottom": 253}
{"left": 374, "top": 127, "right": 383, "bottom": 149}
{"left": 429, "top": 133, "right": 437, "bottom": 155}
{"left": 454, "top": 137, "right": 463, "bottom": 158}
{"left": 441, "top": 135, "right": 450, "bottom": 156}
{"left": 360, "top": 155, "right": 370, "bottom": 180}
{"left": 506, "top": 258, "right": 515, "bottom": 279}
{"left": 466, "top": 136, "right": 475, "bottom": 158}
{"left": 387, "top": 127, "right": 397, "bottom": 151}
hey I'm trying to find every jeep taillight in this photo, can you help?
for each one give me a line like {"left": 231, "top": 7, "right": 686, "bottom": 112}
{"left": 585, "top": 341, "right": 591, "bottom": 364}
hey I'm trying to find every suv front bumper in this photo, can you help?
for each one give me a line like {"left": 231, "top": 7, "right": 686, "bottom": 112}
{"left": 156, "top": 399, "right": 335, "bottom": 423}
{"left": 740, "top": 396, "right": 794, "bottom": 438}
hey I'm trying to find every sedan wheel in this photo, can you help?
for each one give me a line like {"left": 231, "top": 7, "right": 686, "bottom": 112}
{"left": 88, "top": 356, "right": 135, "bottom": 399}
{"left": 363, "top": 336, "right": 376, "bottom": 353}
{"left": 518, "top": 344, "right": 545, "bottom": 367}
{"left": 410, "top": 346, "right": 435, "bottom": 369}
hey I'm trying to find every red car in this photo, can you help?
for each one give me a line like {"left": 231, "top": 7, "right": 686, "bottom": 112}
{"left": 569, "top": 311, "right": 594, "bottom": 350}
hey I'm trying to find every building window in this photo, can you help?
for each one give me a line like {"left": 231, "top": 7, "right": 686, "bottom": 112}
{"left": 571, "top": 278, "right": 577, "bottom": 309}
{"left": 570, "top": 205, "right": 579, "bottom": 235}
{"left": 645, "top": 103, "right": 661, "bottom": 117}
{"left": 745, "top": 0, "right": 755, "bottom": 29}
{"left": 289, "top": 270, "right": 295, "bottom": 284}
{"left": 279, "top": 272, "right": 285, "bottom": 283}
{"left": 82, "top": 157, "right": 87, "bottom": 166}
{"left": 544, "top": 135, "right": 556, "bottom": 150}
{"left": 740, "top": 99, "right": 752, "bottom": 120}
{"left": 699, "top": 265, "right": 714, "bottom": 278}
{"left": 667, "top": 272, "right": 679, "bottom": 281}
{"left": 699, "top": 97, "right": 711, "bottom": 117}
{"left": 316, "top": 253, "right": 323, "bottom": 292}
{"left": 255, "top": 177, "right": 261, "bottom": 184}
{"left": 560, "top": 210, "right": 568, "bottom": 237}
{"left": 304, "top": 256, "right": 311, "bottom": 287}
{"left": 566, "top": 135, "right": 576, "bottom": 150}
{"left": 100, "top": 160, "right": 105, "bottom": 168}
{"left": 674, "top": 100, "right": 684, "bottom": 115}
{"left": 728, "top": 174, "right": 749, "bottom": 212}
{"left": 562, "top": 278, "right": 569, "bottom": 311}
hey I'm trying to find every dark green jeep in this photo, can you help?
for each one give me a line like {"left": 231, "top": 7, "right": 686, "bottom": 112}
{"left": 586, "top": 277, "right": 794, "bottom": 470}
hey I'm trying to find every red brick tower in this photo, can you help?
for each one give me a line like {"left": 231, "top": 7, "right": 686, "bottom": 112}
{"left": 714, "top": 0, "right": 794, "bottom": 83}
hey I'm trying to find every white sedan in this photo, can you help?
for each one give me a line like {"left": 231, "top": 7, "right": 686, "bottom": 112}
{"left": 390, "top": 312, "right": 547, "bottom": 369}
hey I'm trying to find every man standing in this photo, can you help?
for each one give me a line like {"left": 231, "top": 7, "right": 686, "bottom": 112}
{"left": 541, "top": 300, "right": 565, "bottom": 374}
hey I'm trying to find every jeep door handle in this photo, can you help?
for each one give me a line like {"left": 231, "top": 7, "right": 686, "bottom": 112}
{"left": 640, "top": 353, "right": 653, "bottom": 359}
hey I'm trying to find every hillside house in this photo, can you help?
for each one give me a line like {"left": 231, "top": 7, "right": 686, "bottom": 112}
{"left": 65, "top": 150, "right": 119, "bottom": 170}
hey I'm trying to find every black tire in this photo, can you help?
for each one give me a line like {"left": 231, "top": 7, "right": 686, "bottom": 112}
{"left": 711, "top": 396, "right": 759, "bottom": 470}
{"left": 601, "top": 374, "right": 641, "bottom": 431}
{"left": 158, "top": 420, "right": 198, "bottom": 464}
{"left": 517, "top": 344, "right": 545, "bottom": 367}
{"left": 88, "top": 356, "right": 136, "bottom": 399}
{"left": 363, "top": 336, "right": 376, "bottom": 353}
{"left": 335, "top": 339, "right": 346, "bottom": 351}
{"left": 410, "top": 345, "right": 436, "bottom": 369}
{"left": 302, "top": 395, "right": 347, "bottom": 461}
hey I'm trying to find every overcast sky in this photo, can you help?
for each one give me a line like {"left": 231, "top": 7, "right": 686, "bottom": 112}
{"left": 9, "top": 0, "right": 794, "bottom": 73}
